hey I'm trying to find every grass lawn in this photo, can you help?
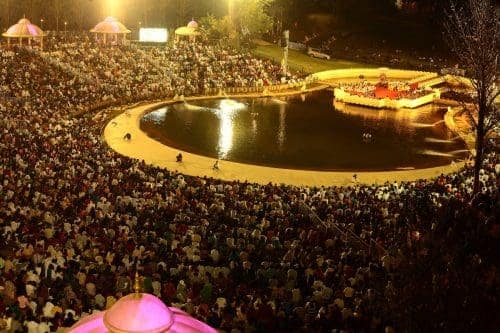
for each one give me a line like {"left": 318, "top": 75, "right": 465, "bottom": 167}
{"left": 252, "top": 44, "right": 376, "bottom": 74}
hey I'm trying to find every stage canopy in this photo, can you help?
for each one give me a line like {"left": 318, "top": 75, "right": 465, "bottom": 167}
{"left": 2, "top": 18, "right": 46, "bottom": 49}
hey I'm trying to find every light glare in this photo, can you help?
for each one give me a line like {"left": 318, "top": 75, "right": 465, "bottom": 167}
{"left": 104, "top": 0, "right": 121, "bottom": 17}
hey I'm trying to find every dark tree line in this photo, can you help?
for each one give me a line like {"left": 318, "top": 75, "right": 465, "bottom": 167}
{"left": 1, "top": 0, "right": 464, "bottom": 32}
{"left": 0, "top": 0, "right": 226, "bottom": 31}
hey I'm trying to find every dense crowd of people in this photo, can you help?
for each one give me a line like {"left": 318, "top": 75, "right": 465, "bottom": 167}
{"left": 43, "top": 35, "right": 288, "bottom": 99}
{"left": 0, "top": 37, "right": 498, "bottom": 333}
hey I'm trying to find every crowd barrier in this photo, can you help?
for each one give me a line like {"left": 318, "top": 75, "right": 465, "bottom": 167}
{"left": 74, "top": 76, "right": 318, "bottom": 118}
{"left": 202, "top": 77, "right": 317, "bottom": 96}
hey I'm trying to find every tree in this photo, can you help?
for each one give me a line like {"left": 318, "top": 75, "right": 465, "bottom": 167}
{"left": 200, "top": 0, "right": 272, "bottom": 46}
{"left": 1, "top": 0, "right": 16, "bottom": 30}
{"left": 231, "top": 0, "right": 273, "bottom": 41}
{"left": 444, "top": 0, "right": 499, "bottom": 194}
{"left": 199, "top": 14, "right": 232, "bottom": 42}
{"left": 174, "top": 0, "right": 194, "bottom": 27}
{"left": 49, "top": 0, "right": 67, "bottom": 31}
{"left": 68, "top": 0, "right": 93, "bottom": 31}
{"left": 265, "top": 0, "right": 300, "bottom": 34}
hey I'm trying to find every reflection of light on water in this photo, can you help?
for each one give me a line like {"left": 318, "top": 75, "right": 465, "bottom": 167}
{"left": 182, "top": 102, "right": 208, "bottom": 111}
{"left": 449, "top": 149, "right": 469, "bottom": 155}
{"left": 418, "top": 150, "right": 454, "bottom": 157}
{"left": 410, "top": 120, "right": 445, "bottom": 128}
{"left": 216, "top": 99, "right": 246, "bottom": 158}
{"left": 410, "top": 122, "right": 435, "bottom": 128}
{"left": 332, "top": 101, "right": 470, "bottom": 160}
{"left": 334, "top": 101, "right": 445, "bottom": 135}
{"left": 278, "top": 103, "right": 286, "bottom": 149}
{"left": 219, "top": 99, "right": 245, "bottom": 112}
{"left": 218, "top": 113, "right": 233, "bottom": 158}
{"left": 424, "top": 138, "right": 455, "bottom": 143}
{"left": 334, "top": 100, "right": 424, "bottom": 123}
{"left": 271, "top": 98, "right": 287, "bottom": 105}
{"left": 142, "top": 108, "right": 167, "bottom": 124}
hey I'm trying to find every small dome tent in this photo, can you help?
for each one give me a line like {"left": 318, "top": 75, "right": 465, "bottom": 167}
{"left": 90, "top": 17, "right": 131, "bottom": 45}
{"left": 175, "top": 20, "right": 201, "bottom": 42}
{"left": 2, "top": 17, "right": 46, "bottom": 49}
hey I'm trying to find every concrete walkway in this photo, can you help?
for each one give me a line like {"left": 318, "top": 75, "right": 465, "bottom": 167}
{"left": 103, "top": 99, "right": 466, "bottom": 187}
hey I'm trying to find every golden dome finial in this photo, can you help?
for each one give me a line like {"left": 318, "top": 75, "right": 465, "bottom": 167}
{"left": 133, "top": 271, "right": 142, "bottom": 295}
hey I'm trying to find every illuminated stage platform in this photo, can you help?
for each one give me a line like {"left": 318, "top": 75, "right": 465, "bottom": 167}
{"left": 333, "top": 87, "right": 440, "bottom": 109}
{"left": 315, "top": 68, "right": 446, "bottom": 109}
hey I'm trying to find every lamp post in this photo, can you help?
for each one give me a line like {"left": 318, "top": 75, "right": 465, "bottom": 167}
{"left": 40, "top": 18, "right": 44, "bottom": 29}
{"left": 282, "top": 30, "right": 289, "bottom": 76}
{"left": 64, "top": 21, "right": 67, "bottom": 36}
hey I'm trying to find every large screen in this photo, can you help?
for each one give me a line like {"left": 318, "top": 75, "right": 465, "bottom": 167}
{"left": 139, "top": 28, "right": 168, "bottom": 43}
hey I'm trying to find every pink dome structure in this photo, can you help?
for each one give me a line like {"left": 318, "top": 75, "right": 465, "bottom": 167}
{"left": 104, "top": 293, "right": 174, "bottom": 332}
{"left": 174, "top": 20, "right": 200, "bottom": 42}
{"left": 90, "top": 17, "right": 131, "bottom": 45}
{"left": 187, "top": 20, "right": 198, "bottom": 29}
{"left": 91, "top": 16, "right": 131, "bottom": 34}
{"left": 68, "top": 293, "right": 217, "bottom": 333}
{"left": 2, "top": 17, "right": 46, "bottom": 49}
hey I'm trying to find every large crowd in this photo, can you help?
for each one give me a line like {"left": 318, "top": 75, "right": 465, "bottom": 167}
{"left": 0, "top": 36, "right": 498, "bottom": 333}
{"left": 43, "top": 35, "right": 287, "bottom": 100}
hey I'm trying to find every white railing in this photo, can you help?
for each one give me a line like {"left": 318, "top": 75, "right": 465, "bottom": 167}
{"left": 203, "top": 77, "right": 317, "bottom": 96}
